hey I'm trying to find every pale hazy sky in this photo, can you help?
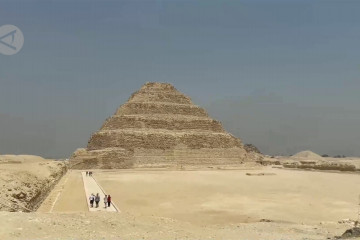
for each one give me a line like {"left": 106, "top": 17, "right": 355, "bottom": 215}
{"left": 1, "top": 0, "right": 360, "bottom": 158}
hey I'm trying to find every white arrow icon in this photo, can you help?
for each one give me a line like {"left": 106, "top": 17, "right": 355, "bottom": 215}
{"left": 0, "top": 25, "right": 24, "bottom": 55}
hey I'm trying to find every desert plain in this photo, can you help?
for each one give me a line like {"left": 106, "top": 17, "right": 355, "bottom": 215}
{"left": 1, "top": 160, "right": 360, "bottom": 240}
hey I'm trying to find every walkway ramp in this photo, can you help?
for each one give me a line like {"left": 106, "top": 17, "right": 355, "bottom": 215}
{"left": 81, "top": 172, "right": 118, "bottom": 212}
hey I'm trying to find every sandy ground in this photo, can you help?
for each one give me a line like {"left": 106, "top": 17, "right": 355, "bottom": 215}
{"left": 38, "top": 170, "right": 87, "bottom": 213}
{"left": 2, "top": 167, "right": 360, "bottom": 239}
{"left": 51, "top": 171, "right": 88, "bottom": 212}
{"left": 95, "top": 168, "right": 360, "bottom": 226}
{"left": 0, "top": 155, "right": 66, "bottom": 211}
{"left": 1, "top": 210, "right": 343, "bottom": 240}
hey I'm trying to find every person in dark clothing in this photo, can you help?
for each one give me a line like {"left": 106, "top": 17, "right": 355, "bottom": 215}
{"left": 95, "top": 193, "right": 100, "bottom": 208}
{"left": 107, "top": 195, "right": 111, "bottom": 207}
{"left": 89, "top": 193, "right": 95, "bottom": 208}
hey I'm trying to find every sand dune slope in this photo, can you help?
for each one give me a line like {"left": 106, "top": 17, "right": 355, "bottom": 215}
{"left": 0, "top": 155, "right": 67, "bottom": 212}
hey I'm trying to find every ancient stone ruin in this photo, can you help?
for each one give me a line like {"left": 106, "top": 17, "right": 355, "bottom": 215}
{"left": 71, "top": 82, "right": 256, "bottom": 169}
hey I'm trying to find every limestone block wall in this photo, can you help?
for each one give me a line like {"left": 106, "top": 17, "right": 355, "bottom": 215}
{"left": 71, "top": 148, "right": 134, "bottom": 169}
{"left": 101, "top": 115, "right": 224, "bottom": 132}
{"left": 87, "top": 130, "right": 242, "bottom": 151}
{"left": 116, "top": 102, "right": 208, "bottom": 116}
{"left": 129, "top": 91, "right": 192, "bottom": 104}
{"left": 132, "top": 147, "right": 248, "bottom": 167}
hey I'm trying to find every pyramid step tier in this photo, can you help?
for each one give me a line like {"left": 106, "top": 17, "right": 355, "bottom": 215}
{"left": 70, "top": 148, "right": 134, "bottom": 169}
{"left": 101, "top": 115, "right": 225, "bottom": 132}
{"left": 87, "top": 129, "right": 242, "bottom": 151}
{"left": 116, "top": 102, "right": 208, "bottom": 116}
{"left": 128, "top": 90, "right": 192, "bottom": 104}
{"left": 132, "top": 147, "right": 248, "bottom": 167}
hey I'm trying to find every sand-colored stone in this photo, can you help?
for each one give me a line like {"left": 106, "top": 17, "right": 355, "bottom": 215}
{"left": 0, "top": 155, "right": 67, "bottom": 212}
{"left": 71, "top": 148, "right": 134, "bottom": 169}
{"left": 71, "top": 82, "right": 255, "bottom": 169}
{"left": 263, "top": 151, "right": 360, "bottom": 172}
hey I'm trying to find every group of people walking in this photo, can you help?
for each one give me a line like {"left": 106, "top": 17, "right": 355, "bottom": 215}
{"left": 89, "top": 193, "right": 112, "bottom": 208}
{"left": 85, "top": 171, "right": 93, "bottom": 177}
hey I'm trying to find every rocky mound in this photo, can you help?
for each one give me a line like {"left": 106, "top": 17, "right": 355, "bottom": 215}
{"left": 0, "top": 155, "right": 67, "bottom": 212}
{"left": 71, "top": 82, "right": 258, "bottom": 169}
{"left": 244, "top": 144, "right": 264, "bottom": 162}
{"left": 339, "top": 227, "right": 360, "bottom": 239}
{"left": 291, "top": 151, "right": 323, "bottom": 161}
{"left": 244, "top": 144, "right": 262, "bottom": 154}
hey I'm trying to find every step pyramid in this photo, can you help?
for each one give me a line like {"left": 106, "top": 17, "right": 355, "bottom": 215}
{"left": 71, "top": 82, "right": 254, "bottom": 169}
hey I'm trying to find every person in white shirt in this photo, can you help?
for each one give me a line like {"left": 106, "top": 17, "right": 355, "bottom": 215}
{"left": 104, "top": 195, "right": 108, "bottom": 208}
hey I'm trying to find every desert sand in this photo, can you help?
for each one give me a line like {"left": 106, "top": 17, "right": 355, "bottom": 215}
{"left": 1, "top": 167, "right": 358, "bottom": 239}
{"left": 0, "top": 210, "right": 337, "bottom": 240}
{"left": 0, "top": 155, "right": 67, "bottom": 212}
{"left": 94, "top": 168, "right": 360, "bottom": 225}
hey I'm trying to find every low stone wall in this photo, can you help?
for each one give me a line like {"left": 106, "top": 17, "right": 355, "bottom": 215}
{"left": 283, "top": 162, "right": 358, "bottom": 172}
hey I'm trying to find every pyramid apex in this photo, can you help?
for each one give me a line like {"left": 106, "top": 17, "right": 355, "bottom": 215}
{"left": 142, "top": 82, "right": 176, "bottom": 90}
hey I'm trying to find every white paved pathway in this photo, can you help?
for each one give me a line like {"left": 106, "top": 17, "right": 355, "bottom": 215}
{"left": 81, "top": 172, "right": 118, "bottom": 212}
